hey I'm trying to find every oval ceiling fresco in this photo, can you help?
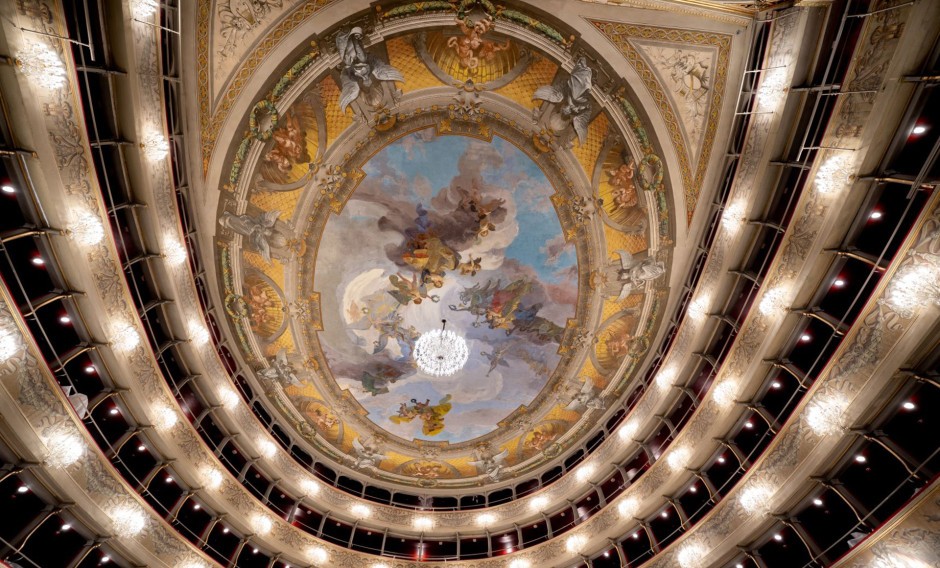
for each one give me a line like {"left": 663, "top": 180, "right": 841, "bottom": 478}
{"left": 315, "top": 130, "right": 575, "bottom": 444}
{"left": 214, "top": 7, "right": 675, "bottom": 489}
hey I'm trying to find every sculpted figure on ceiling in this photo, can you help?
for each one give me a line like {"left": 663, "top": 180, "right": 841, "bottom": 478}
{"left": 533, "top": 57, "right": 594, "bottom": 148}
{"left": 336, "top": 27, "right": 405, "bottom": 121}
{"left": 613, "top": 250, "right": 665, "bottom": 302}
{"left": 219, "top": 209, "right": 296, "bottom": 263}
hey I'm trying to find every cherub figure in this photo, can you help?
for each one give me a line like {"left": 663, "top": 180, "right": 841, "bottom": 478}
{"left": 608, "top": 159, "right": 638, "bottom": 210}
{"left": 447, "top": 15, "right": 509, "bottom": 70}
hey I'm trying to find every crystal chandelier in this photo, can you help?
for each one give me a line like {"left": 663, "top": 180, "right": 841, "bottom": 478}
{"left": 414, "top": 319, "right": 469, "bottom": 377}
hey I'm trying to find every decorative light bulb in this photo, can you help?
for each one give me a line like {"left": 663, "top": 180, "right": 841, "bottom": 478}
{"left": 712, "top": 380, "right": 738, "bottom": 407}
{"left": 565, "top": 534, "right": 586, "bottom": 554}
{"left": 805, "top": 392, "right": 850, "bottom": 436}
{"left": 189, "top": 321, "right": 209, "bottom": 346}
{"left": 677, "top": 542, "right": 707, "bottom": 568}
{"left": 666, "top": 446, "right": 691, "bottom": 471}
{"left": 815, "top": 153, "right": 855, "bottom": 195}
{"left": 219, "top": 387, "right": 240, "bottom": 409}
{"left": 16, "top": 42, "right": 67, "bottom": 90}
{"left": 163, "top": 237, "right": 187, "bottom": 266}
{"left": 739, "top": 480, "right": 774, "bottom": 516}
{"left": 152, "top": 404, "right": 178, "bottom": 431}
{"left": 250, "top": 514, "right": 272, "bottom": 536}
{"left": 414, "top": 516, "right": 434, "bottom": 530}
{"left": 44, "top": 425, "right": 84, "bottom": 469}
{"left": 351, "top": 504, "right": 371, "bottom": 518}
{"left": 617, "top": 497, "right": 639, "bottom": 519}
{"left": 202, "top": 468, "right": 224, "bottom": 490}
{"left": 258, "top": 439, "right": 276, "bottom": 459}
{"left": 529, "top": 496, "right": 549, "bottom": 511}
{"left": 110, "top": 503, "right": 146, "bottom": 537}
{"left": 476, "top": 513, "right": 496, "bottom": 526}
{"left": 140, "top": 131, "right": 169, "bottom": 162}
{"left": 70, "top": 211, "right": 105, "bottom": 246}
{"left": 307, "top": 547, "right": 328, "bottom": 564}
{"left": 111, "top": 323, "right": 140, "bottom": 352}
{"left": 758, "top": 287, "right": 789, "bottom": 316}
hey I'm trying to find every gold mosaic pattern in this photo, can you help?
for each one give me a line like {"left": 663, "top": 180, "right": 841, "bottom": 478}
{"left": 572, "top": 112, "right": 608, "bottom": 179}
{"left": 493, "top": 57, "right": 559, "bottom": 112}
{"left": 386, "top": 36, "right": 446, "bottom": 93}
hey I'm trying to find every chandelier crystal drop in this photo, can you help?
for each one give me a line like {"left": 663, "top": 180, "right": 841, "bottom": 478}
{"left": 414, "top": 319, "right": 469, "bottom": 377}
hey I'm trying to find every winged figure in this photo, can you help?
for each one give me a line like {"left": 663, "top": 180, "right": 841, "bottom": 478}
{"left": 258, "top": 348, "right": 304, "bottom": 387}
{"left": 336, "top": 27, "right": 405, "bottom": 117}
{"left": 565, "top": 378, "right": 605, "bottom": 412}
{"left": 614, "top": 250, "right": 665, "bottom": 301}
{"left": 468, "top": 448, "right": 510, "bottom": 481}
{"left": 480, "top": 342, "right": 513, "bottom": 376}
{"left": 63, "top": 385, "right": 88, "bottom": 418}
{"left": 533, "top": 57, "right": 593, "bottom": 146}
{"left": 351, "top": 437, "right": 388, "bottom": 469}
{"left": 219, "top": 210, "right": 282, "bottom": 263}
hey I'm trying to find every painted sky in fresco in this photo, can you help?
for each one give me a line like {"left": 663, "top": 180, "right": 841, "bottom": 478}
{"left": 314, "top": 130, "right": 577, "bottom": 443}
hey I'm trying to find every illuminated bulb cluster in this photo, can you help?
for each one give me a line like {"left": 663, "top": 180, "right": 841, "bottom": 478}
{"left": 476, "top": 513, "right": 496, "bottom": 526}
{"left": 17, "top": 42, "right": 68, "bottom": 90}
{"left": 70, "top": 211, "right": 105, "bottom": 246}
{"left": 565, "top": 534, "right": 586, "bottom": 554}
{"left": 219, "top": 387, "right": 240, "bottom": 409}
{"left": 111, "top": 322, "right": 140, "bottom": 352}
{"left": 805, "top": 392, "right": 850, "bottom": 436}
{"left": 885, "top": 262, "right": 940, "bottom": 318}
{"left": 163, "top": 237, "right": 187, "bottom": 266}
{"left": 202, "top": 467, "right": 223, "bottom": 490}
{"left": 110, "top": 503, "right": 146, "bottom": 537}
{"left": 307, "top": 546, "right": 328, "bottom": 564}
{"left": 152, "top": 404, "right": 178, "bottom": 431}
{"left": 250, "top": 514, "right": 272, "bottom": 536}
{"left": 815, "top": 153, "right": 855, "bottom": 195}
{"left": 258, "top": 439, "right": 277, "bottom": 459}
{"left": 575, "top": 463, "right": 596, "bottom": 482}
{"left": 141, "top": 131, "right": 170, "bottom": 162}
{"left": 0, "top": 326, "right": 20, "bottom": 363}
{"left": 712, "top": 380, "right": 738, "bottom": 407}
{"left": 758, "top": 287, "right": 789, "bottom": 316}
{"left": 351, "top": 503, "right": 371, "bottom": 518}
{"left": 508, "top": 560, "right": 531, "bottom": 568}
{"left": 133, "top": 0, "right": 160, "bottom": 19}
{"left": 738, "top": 479, "right": 775, "bottom": 516}
{"left": 666, "top": 446, "right": 691, "bottom": 471}
{"left": 43, "top": 425, "right": 84, "bottom": 469}
{"left": 189, "top": 321, "right": 210, "bottom": 346}
{"left": 687, "top": 297, "right": 709, "bottom": 321}
{"left": 721, "top": 201, "right": 746, "bottom": 234}
{"left": 656, "top": 366, "right": 677, "bottom": 389}
{"left": 677, "top": 542, "right": 707, "bottom": 568}
{"left": 413, "top": 516, "right": 434, "bottom": 531}
{"left": 618, "top": 419, "right": 639, "bottom": 442}
{"left": 300, "top": 478, "right": 320, "bottom": 496}
{"left": 756, "top": 67, "right": 789, "bottom": 110}
{"left": 617, "top": 497, "right": 639, "bottom": 519}
{"left": 529, "top": 495, "right": 549, "bottom": 511}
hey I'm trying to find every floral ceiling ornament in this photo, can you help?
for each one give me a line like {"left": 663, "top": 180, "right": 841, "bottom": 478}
{"left": 413, "top": 319, "right": 469, "bottom": 377}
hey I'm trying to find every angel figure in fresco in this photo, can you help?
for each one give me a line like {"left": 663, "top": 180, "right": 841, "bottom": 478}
{"left": 390, "top": 395, "right": 453, "bottom": 436}
{"left": 524, "top": 428, "right": 558, "bottom": 454}
{"left": 307, "top": 407, "right": 338, "bottom": 432}
{"left": 447, "top": 15, "right": 510, "bottom": 70}
{"left": 481, "top": 341, "right": 513, "bottom": 377}
{"left": 351, "top": 437, "right": 388, "bottom": 469}
{"left": 565, "top": 379, "right": 605, "bottom": 412}
{"left": 458, "top": 256, "right": 482, "bottom": 276}
{"left": 608, "top": 158, "right": 638, "bottom": 210}
{"left": 245, "top": 282, "right": 277, "bottom": 328}
{"left": 457, "top": 187, "right": 506, "bottom": 241}
{"left": 350, "top": 306, "right": 419, "bottom": 358}
{"left": 411, "top": 462, "right": 448, "bottom": 479}
{"left": 468, "top": 448, "right": 510, "bottom": 482}
{"left": 450, "top": 278, "right": 531, "bottom": 329}
{"left": 402, "top": 232, "right": 460, "bottom": 289}
{"left": 387, "top": 272, "right": 440, "bottom": 306}
{"left": 258, "top": 348, "right": 305, "bottom": 388}
{"left": 533, "top": 57, "right": 594, "bottom": 147}
{"left": 336, "top": 27, "right": 405, "bottom": 119}
{"left": 355, "top": 363, "right": 406, "bottom": 396}
{"left": 605, "top": 328, "right": 636, "bottom": 362}
{"left": 614, "top": 250, "right": 665, "bottom": 302}
{"left": 261, "top": 107, "right": 313, "bottom": 178}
